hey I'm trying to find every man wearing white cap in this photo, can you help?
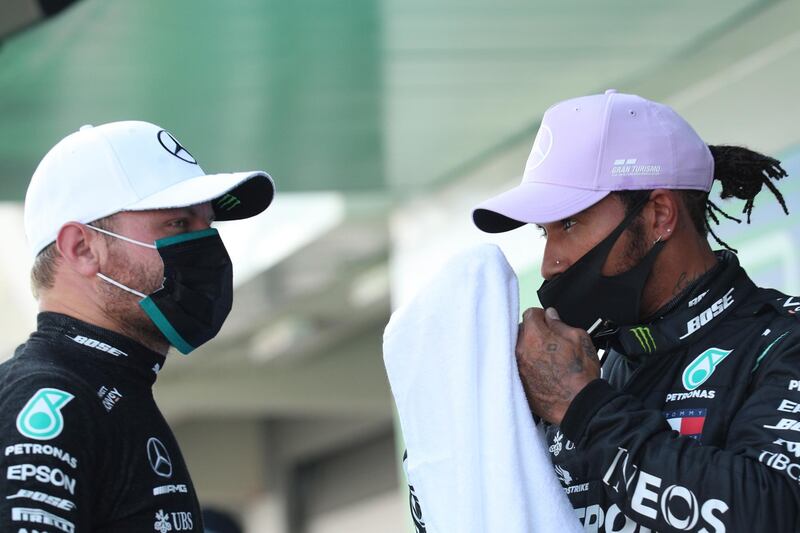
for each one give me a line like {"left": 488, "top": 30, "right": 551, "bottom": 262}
{"left": 472, "top": 90, "right": 798, "bottom": 531}
{"left": 0, "top": 121, "right": 274, "bottom": 532}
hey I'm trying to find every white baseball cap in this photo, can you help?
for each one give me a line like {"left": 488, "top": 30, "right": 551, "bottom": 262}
{"left": 24, "top": 120, "right": 275, "bottom": 256}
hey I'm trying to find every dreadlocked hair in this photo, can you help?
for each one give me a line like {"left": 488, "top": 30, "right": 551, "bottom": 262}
{"left": 703, "top": 145, "right": 789, "bottom": 252}
{"left": 615, "top": 145, "right": 789, "bottom": 254}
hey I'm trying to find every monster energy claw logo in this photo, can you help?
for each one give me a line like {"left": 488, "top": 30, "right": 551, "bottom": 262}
{"left": 217, "top": 193, "right": 241, "bottom": 211}
{"left": 682, "top": 348, "right": 733, "bottom": 391}
{"left": 630, "top": 326, "right": 656, "bottom": 353}
{"left": 16, "top": 388, "right": 74, "bottom": 441}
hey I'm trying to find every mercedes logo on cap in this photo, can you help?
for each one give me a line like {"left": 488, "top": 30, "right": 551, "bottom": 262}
{"left": 157, "top": 129, "right": 198, "bottom": 165}
{"left": 147, "top": 437, "right": 173, "bottom": 478}
{"left": 527, "top": 124, "right": 553, "bottom": 171}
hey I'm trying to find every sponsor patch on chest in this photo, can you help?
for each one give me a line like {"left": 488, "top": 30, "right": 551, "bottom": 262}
{"left": 665, "top": 389, "right": 716, "bottom": 402}
{"left": 664, "top": 408, "right": 707, "bottom": 440}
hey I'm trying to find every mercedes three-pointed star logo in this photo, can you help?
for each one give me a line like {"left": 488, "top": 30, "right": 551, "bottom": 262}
{"left": 527, "top": 124, "right": 553, "bottom": 170}
{"left": 147, "top": 437, "right": 173, "bottom": 478}
{"left": 157, "top": 129, "right": 198, "bottom": 164}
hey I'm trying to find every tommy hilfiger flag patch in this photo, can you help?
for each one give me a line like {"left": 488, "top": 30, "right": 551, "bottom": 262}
{"left": 664, "top": 408, "right": 707, "bottom": 440}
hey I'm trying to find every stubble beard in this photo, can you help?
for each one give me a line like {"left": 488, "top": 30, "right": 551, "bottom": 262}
{"left": 618, "top": 217, "right": 651, "bottom": 274}
{"left": 98, "top": 248, "right": 168, "bottom": 351}
{"left": 621, "top": 216, "right": 660, "bottom": 317}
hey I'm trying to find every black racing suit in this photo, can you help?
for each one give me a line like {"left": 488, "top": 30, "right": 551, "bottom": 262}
{"left": 0, "top": 312, "right": 202, "bottom": 532}
{"left": 544, "top": 251, "right": 800, "bottom": 532}
{"left": 408, "top": 252, "right": 800, "bottom": 532}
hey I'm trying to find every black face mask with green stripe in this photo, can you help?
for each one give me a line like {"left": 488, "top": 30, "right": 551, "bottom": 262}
{"left": 92, "top": 226, "right": 233, "bottom": 354}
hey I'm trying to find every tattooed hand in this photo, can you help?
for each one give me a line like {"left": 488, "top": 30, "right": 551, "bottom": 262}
{"left": 515, "top": 307, "right": 600, "bottom": 425}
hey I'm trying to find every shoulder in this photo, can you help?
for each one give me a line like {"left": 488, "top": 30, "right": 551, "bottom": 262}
{"left": 765, "top": 292, "right": 800, "bottom": 322}
{"left": 739, "top": 285, "right": 800, "bottom": 319}
{"left": 0, "top": 364, "right": 103, "bottom": 437}
{"left": 1, "top": 351, "right": 96, "bottom": 395}
{"left": 742, "top": 288, "right": 800, "bottom": 380}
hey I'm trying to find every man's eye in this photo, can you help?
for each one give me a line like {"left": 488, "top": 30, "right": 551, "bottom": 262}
{"left": 562, "top": 219, "right": 577, "bottom": 231}
{"left": 169, "top": 219, "right": 188, "bottom": 229}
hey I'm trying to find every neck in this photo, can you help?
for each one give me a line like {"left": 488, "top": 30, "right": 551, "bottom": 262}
{"left": 39, "top": 291, "right": 170, "bottom": 355}
{"left": 640, "top": 236, "right": 718, "bottom": 319}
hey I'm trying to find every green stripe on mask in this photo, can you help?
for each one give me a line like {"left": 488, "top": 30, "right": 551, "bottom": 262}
{"left": 140, "top": 297, "right": 195, "bottom": 355}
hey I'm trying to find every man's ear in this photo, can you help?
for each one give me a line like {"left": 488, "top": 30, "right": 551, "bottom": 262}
{"left": 648, "top": 189, "right": 679, "bottom": 241}
{"left": 55, "top": 223, "right": 102, "bottom": 278}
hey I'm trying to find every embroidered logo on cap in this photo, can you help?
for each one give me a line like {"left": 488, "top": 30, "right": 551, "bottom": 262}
{"left": 217, "top": 194, "right": 242, "bottom": 211}
{"left": 526, "top": 125, "right": 553, "bottom": 170}
{"left": 157, "top": 130, "right": 197, "bottom": 164}
{"left": 611, "top": 158, "right": 662, "bottom": 177}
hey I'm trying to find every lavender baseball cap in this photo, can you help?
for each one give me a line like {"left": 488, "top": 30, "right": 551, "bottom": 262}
{"left": 472, "top": 90, "right": 714, "bottom": 233}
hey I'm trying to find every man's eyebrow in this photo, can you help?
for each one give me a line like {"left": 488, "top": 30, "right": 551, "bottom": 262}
{"left": 182, "top": 205, "right": 215, "bottom": 221}
{"left": 535, "top": 216, "right": 573, "bottom": 229}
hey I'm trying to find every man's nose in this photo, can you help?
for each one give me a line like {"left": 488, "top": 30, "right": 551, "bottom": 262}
{"left": 541, "top": 247, "right": 568, "bottom": 280}
{"left": 189, "top": 202, "right": 215, "bottom": 231}
{"left": 188, "top": 218, "right": 210, "bottom": 232}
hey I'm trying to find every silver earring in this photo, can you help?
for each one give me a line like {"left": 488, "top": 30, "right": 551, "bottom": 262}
{"left": 653, "top": 235, "right": 663, "bottom": 244}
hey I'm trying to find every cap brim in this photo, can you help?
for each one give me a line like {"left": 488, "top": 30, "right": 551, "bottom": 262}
{"left": 472, "top": 181, "right": 609, "bottom": 233}
{"left": 123, "top": 171, "right": 275, "bottom": 221}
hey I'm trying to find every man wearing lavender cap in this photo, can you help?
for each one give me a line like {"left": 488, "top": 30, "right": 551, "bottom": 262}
{"left": 473, "top": 90, "right": 797, "bottom": 531}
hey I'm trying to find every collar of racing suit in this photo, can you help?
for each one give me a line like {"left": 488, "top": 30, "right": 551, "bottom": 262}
{"left": 32, "top": 312, "right": 167, "bottom": 387}
{"left": 599, "top": 251, "right": 759, "bottom": 362}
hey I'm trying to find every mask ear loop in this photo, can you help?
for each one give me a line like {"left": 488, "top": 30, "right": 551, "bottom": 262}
{"left": 584, "top": 194, "right": 654, "bottom": 339}
{"left": 86, "top": 224, "right": 156, "bottom": 299}
{"left": 96, "top": 273, "right": 148, "bottom": 299}
{"left": 85, "top": 225, "right": 157, "bottom": 249}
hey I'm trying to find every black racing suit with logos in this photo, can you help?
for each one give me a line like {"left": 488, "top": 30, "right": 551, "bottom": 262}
{"left": 407, "top": 251, "right": 800, "bottom": 532}
{"left": 0, "top": 312, "right": 202, "bottom": 532}
{"left": 543, "top": 251, "right": 800, "bottom": 532}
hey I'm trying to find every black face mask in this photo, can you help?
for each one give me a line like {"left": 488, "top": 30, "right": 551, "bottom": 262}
{"left": 94, "top": 227, "right": 233, "bottom": 354}
{"left": 536, "top": 199, "right": 664, "bottom": 335}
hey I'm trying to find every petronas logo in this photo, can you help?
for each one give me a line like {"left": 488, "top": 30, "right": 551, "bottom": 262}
{"left": 682, "top": 348, "right": 733, "bottom": 391}
{"left": 16, "top": 388, "right": 74, "bottom": 441}
{"left": 217, "top": 194, "right": 241, "bottom": 211}
{"left": 630, "top": 326, "right": 656, "bottom": 353}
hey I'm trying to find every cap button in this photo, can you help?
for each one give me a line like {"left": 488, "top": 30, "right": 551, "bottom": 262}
{"left": 79, "top": 124, "right": 94, "bottom": 131}
{"left": 604, "top": 89, "right": 618, "bottom": 95}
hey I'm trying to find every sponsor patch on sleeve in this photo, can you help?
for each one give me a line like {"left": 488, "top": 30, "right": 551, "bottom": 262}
{"left": 16, "top": 389, "right": 74, "bottom": 441}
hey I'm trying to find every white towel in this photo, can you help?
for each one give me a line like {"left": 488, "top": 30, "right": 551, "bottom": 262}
{"left": 383, "top": 244, "right": 582, "bottom": 533}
